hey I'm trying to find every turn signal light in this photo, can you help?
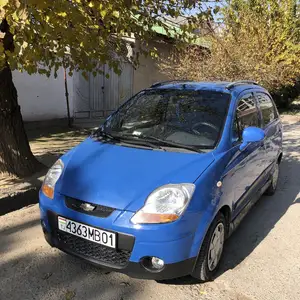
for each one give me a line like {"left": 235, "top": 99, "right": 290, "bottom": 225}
{"left": 131, "top": 212, "right": 178, "bottom": 224}
{"left": 42, "top": 185, "right": 54, "bottom": 199}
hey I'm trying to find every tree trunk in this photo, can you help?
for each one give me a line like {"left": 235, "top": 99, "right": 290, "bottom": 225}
{"left": 0, "top": 65, "right": 45, "bottom": 177}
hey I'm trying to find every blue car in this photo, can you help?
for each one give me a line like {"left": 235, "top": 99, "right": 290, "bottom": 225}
{"left": 39, "top": 80, "right": 283, "bottom": 281}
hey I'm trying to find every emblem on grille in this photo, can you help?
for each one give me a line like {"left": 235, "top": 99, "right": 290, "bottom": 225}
{"left": 80, "top": 202, "right": 96, "bottom": 212}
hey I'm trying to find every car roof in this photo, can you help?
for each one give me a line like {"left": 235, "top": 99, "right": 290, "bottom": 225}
{"left": 148, "top": 80, "right": 267, "bottom": 95}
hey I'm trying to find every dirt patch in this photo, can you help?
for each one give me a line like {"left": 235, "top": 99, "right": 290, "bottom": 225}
{"left": 0, "top": 125, "right": 90, "bottom": 214}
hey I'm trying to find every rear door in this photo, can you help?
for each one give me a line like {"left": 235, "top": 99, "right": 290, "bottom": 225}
{"left": 255, "top": 92, "right": 282, "bottom": 171}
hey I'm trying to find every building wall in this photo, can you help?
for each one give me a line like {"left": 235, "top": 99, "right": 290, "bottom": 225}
{"left": 12, "top": 38, "right": 172, "bottom": 122}
{"left": 13, "top": 68, "right": 73, "bottom": 122}
{"left": 133, "top": 39, "right": 172, "bottom": 94}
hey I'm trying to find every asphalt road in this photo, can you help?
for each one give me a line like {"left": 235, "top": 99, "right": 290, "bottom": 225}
{"left": 1, "top": 120, "right": 300, "bottom": 300}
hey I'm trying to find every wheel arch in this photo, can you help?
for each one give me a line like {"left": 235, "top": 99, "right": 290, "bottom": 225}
{"left": 219, "top": 205, "right": 232, "bottom": 238}
{"left": 191, "top": 205, "right": 232, "bottom": 266}
{"left": 277, "top": 152, "right": 283, "bottom": 164}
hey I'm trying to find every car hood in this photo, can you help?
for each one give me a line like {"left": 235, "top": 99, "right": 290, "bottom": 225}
{"left": 59, "top": 138, "right": 215, "bottom": 212}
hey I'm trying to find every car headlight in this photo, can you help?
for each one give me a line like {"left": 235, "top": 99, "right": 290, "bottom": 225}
{"left": 131, "top": 183, "right": 195, "bottom": 224}
{"left": 41, "top": 159, "right": 64, "bottom": 199}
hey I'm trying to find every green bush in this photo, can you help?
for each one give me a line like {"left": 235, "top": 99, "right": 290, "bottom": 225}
{"left": 271, "top": 80, "right": 300, "bottom": 108}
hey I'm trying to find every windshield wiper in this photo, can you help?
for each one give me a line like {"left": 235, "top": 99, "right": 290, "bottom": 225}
{"left": 93, "top": 130, "right": 120, "bottom": 141}
{"left": 139, "top": 135, "right": 203, "bottom": 153}
{"left": 99, "top": 132, "right": 165, "bottom": 151}
{"left": 95, "top": 131, "right": 200, "bottom": 152}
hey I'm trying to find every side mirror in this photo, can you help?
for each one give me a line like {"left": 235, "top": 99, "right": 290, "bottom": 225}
{"left": 239, "top": 126, "right": 265, "bottom": 151}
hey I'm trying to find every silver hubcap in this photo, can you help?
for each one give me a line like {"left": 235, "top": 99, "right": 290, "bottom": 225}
{"left": 272, "top": 164, "right": 279, "bottom": 189}
{"left": 208, "top": 223, "right": 225, "bottom": 271}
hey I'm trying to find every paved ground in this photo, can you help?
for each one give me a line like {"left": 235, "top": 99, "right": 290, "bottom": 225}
{"left": 0, "top": 125, "right": 89, "bottom": 198}
{"left": 1, "top": 119, "right": 300, "bottom": 300}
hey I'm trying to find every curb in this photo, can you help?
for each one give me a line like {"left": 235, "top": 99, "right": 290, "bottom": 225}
{"left": 0, "top": 188, "right": 39, "bottom": 216}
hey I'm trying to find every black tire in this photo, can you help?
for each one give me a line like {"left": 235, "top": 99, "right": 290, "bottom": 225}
{"left": 265, "top": 162, "right": 280, "bottom": 196}
{"left": 192, "top": 212, "right": 226, "bottom": 282}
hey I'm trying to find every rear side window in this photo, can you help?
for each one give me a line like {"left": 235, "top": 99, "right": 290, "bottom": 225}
{"left": 256, "top": 93, "right": 278, "bottom": 127}
{"left": 233, "top": 93, "right": 259, "bottom": 142}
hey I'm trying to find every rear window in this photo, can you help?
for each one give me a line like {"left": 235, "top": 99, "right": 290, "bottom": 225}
{"left": 256, "top": 93, "right": 278, "bottom": 127}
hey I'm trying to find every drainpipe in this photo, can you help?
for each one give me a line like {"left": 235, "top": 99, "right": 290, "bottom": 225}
{"left": 64, "top": 68, "right": 72, "bottom": 128}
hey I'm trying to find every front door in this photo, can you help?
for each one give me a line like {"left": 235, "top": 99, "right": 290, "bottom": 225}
{"left": 224, "top": 92, "right": 266, "bottom": 219}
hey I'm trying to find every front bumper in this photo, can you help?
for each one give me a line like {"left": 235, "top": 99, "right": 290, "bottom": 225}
{"left": 41, "top": 210, "right": 196, "bottom": 280}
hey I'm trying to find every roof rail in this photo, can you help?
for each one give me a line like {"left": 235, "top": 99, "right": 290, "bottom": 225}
{"left": 150, "top": 80, "right": 192, "bottom": 88}
{"left": 226, "top": 80, "right": 258, "bottom": 89}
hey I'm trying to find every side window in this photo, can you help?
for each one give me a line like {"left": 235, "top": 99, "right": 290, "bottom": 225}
{"left": 233, "top": 93, "right": 259, "bottom": 142}
{"left": 256, "top": 93, "right": 278, "bottom": 127}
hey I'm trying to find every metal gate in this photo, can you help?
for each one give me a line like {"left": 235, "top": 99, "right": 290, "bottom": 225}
{"left": 73, "top": 63, "right": 133, "bottom": 120}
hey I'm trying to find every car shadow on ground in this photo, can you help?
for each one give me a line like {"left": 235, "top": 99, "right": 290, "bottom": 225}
{"left": 0, "top": 252, "right": 141, "bottom": 300}
{"left": 0, "top": 217, "right": 141, "bottom": 300}
{"left": 160, "top": 122, "right": 300, "bottom": 285}
{"left": 219, "top": 123, "right": 300, "bottom": 275}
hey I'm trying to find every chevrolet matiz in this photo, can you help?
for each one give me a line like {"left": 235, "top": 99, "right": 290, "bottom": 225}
{"left": 39, "top": 80, "right": 283, "bottom": 282}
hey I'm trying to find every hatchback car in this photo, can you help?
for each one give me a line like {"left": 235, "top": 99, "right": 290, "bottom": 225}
{"left": 39, "top": 80, "right": 283, "bottom": 281}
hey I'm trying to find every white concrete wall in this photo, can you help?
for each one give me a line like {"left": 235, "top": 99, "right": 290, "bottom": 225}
{"left": 133, "top": 39, "right": 172, "bottom": 94}
{"left": 12, "top": 68, "right": 73, "bottom": 122}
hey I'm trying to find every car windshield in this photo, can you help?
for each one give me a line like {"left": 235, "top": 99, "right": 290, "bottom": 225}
{"left": 102, "top": 89, "right": 230, "bottom": 149}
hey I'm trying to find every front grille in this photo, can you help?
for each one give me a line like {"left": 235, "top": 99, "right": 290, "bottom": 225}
{"left": 65, "top": 197, "right": 115, "bottom": 218}
{"left": 56, "top": 231, "right": 131, "bottom": 267}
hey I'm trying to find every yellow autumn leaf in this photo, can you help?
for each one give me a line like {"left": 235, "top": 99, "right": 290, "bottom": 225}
{"left": 0, "top": 0, "right": 8, "bottom": 7}
{"left": 57, "top": 12, "right": 67, "bottom": 17}
{"left": 112, "top": 11, "right": 119, "bottom": 18}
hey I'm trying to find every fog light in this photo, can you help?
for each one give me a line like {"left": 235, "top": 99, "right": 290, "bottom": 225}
{"left": 151, "top": 257, "right": 164, "bottom": 269}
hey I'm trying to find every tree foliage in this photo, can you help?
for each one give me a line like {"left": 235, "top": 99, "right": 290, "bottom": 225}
{"left": 0, "top": 0, "right": 208, "bottom": 77}
{"left": 0, "top": 0, "right": 210, "bottom": 177}
{"left": 160, "top": 0, "right": 300, "bottom": 105}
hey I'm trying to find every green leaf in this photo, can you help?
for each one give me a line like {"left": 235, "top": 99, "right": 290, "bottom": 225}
{"left": 100, "top": 9, "right": 107, "bottom": 18}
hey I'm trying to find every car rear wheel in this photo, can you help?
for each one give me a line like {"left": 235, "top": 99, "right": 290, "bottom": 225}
{"left": 192, "top": 212, "right": 226, "bottom": 282}
{"left": 265, "top": 162, "right": 279, "bottom": 196}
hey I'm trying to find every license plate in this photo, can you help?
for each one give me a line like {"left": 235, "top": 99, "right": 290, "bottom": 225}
{"left": 58, "top": 216, "right": 116, "bottom": 248}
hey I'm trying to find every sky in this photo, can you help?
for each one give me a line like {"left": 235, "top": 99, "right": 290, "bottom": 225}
{"left": 185, "top": 1, "right": 226, "bottom": 22}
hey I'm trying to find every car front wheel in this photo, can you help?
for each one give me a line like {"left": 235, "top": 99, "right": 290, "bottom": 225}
{"left": 192, "top": 212, "right": 226, "bottom": 282}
